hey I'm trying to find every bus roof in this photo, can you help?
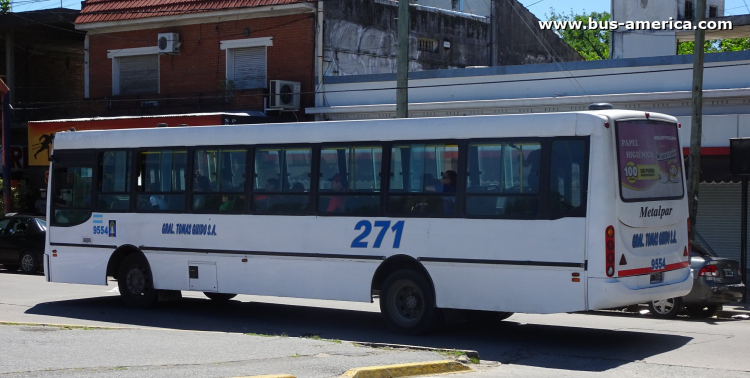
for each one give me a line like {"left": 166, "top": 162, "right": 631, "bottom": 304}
{"left": 52, "top": 110, "right": 676, "bottom": 150}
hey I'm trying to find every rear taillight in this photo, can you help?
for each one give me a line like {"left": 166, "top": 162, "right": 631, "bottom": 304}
{"left": 699, "top": 265, "right": 719, "bottom": 280}
{"left": 606, "top": 226, "right": 615, "bottom": 277}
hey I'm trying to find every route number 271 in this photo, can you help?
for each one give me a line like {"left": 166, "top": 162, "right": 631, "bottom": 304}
{"left": 351, "top": 220, "right": 405, "bottom": 249}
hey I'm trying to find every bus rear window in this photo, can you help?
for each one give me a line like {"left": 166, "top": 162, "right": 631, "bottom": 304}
{"left": 616, "top": 120, "right": 684, "bottom": 202}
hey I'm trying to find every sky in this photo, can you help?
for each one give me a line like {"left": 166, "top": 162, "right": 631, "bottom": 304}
{"left": 8, "top": 0, "right": 750, "bottom": 19}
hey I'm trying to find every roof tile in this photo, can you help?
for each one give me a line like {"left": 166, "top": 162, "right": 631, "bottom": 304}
{"left": 76, "top": 0, "right": 306, "bottom": 24}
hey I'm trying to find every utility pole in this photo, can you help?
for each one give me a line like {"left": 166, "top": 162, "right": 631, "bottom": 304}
{"left": 396, "top": 0, "right": 409, "bottom": 118}
{"left": 687, "top": 0, "right": 706, "bottom": 239}
{"left": 0, "top": 79, "right": 9, "bottom": 214}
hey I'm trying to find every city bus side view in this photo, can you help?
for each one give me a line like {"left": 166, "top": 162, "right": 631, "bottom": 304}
{"left": 45, "top": 109, "right": 692, "bottom": 334}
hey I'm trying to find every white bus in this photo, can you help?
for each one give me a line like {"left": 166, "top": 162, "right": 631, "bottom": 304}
{"left": 46, "top": 109, "right": 692, "bottom": 334}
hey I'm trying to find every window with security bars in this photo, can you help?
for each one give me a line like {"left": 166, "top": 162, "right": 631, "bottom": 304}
{"left": 229, "top": 46, "right": 267, "bottom": 89}
{"left": 417, "top": 38, "right": 438, "bottom": 53}
{"left": 116, "top": 55, "right": 158, "bottom": 95}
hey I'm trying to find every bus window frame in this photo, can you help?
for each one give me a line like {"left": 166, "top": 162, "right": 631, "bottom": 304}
{"left": 190, "top": 145, "right": 251, "bottom": 215}
{"left": 251, "top": 143, "right": 316, "bottom": 216}
{"left": 547, "top": 136, "right": 590, "bottom": 220}
{"left": 463, "top": 137, "right": 548, "bottom": 220}
{"left": 95, "top": 149, "right": 134, "bottom": 213}
{"left": 315, "top": 141, "right": 387, "bottom": 217}
{"left": 382, "top": 139, "right": 463, "bottom": 219}
{"left": 133, "top": 147, "right": 191, "bottom": 213}
{"left": 49, "top": 150, "right": 96, "bottom": 227}
{"left": 614, "top": 119, "right": 684, "bottom": 203}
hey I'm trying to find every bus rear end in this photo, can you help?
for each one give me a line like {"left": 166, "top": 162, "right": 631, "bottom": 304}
{"left": 589, "top": 115, "right": 693, "bottom": 310}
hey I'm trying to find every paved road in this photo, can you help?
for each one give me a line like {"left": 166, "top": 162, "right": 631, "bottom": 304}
{"left": 1, "top": 269, "right": 749, "bottom": 377}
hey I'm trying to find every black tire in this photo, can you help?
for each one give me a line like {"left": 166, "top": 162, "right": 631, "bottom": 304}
{"left": 204, "top": 292, "right": 237, "bottom": 301}
{"left": 117, "top": 253, "right": 157, "bottom": 309}
{"left": 380, "top": 269, "right": 441, "bottom": 335}
{"left": 3, "top": 264, "right": 19, "bottom": 271}
{"left": 468, "top": 310, "right": 514, "bottom": 323}
{"left": 19, "top": 251, "right": 38, "bottom": 274}
{"left": 647, "top": 297, "right": 682, "bottom": 319}
{"left": 685, "top": 304, "right": 722, "bottom": 319}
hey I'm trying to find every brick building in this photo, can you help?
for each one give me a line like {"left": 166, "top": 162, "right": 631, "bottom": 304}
{"left": 76, "top": 0, "right": 317, "bottom": 120}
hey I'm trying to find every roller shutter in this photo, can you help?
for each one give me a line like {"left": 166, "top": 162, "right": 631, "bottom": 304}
{"left": 118, "top": 55, "right": 158, "bottom": 95}
{"left": 233, "top": 47, "right": 266, "bottom": 90}
{"left": 695, "top": 182, "right": 750, "bottom": 270}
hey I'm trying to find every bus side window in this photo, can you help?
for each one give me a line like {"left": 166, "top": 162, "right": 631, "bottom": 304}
{"left": 465, "top": 141, "right": 540, "bottom": 218}
{"left": 253, "top": 147, "right": 312, "bottom": 215}
{"left": 549, "top": 139, "right": 587, "bottom": 218}
{"left": 388, "top": 143, "right": 458, "bottom": 217}
{"left": 193, "top": 148, "right": 247, "bottom": 213}
{"left": 135, "top": 150, "right": 187, "bottom": 212}
{"left": 97, "top": 151, "right": 131, "bottom": 211}
{"left": 318, "top": 145, "right": 382, "bottom": 215}
{"left": 52, "top": 166, "right": 93, "bottom": 224}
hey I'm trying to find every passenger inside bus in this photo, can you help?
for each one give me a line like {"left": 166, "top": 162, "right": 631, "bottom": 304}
{"left": 326, "top": 174, "right": 347, "bottom": 213}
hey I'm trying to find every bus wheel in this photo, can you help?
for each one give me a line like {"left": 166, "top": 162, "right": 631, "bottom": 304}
{"left": 380, "top": 269, "right": 440, "bottom": 335}
{"left": 204, "top": 292, "right": 237, "bottom": 301}
{"left": 647, "top": 297, "right": 682, "bottom": 319}
{"left": 118, "top": 254, "right": 157, "bottom": 309}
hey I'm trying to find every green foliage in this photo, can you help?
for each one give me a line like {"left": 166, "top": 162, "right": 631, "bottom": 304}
{"left": 548, "top": 9, "right": 610, "bottom": 60}
{"left": 0, "top": 178, "right": 29, "bottom": 217}
{"left": 0, "top": 0, "right": 10, "bottom": 14}
{"left": 678, "top": 38, "right": 750, "bottom": 54}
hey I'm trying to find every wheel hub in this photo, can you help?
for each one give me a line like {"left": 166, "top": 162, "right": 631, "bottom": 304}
{"left": 126, "top": 267, "right": 147, "bottom": 295}
{"left": 21, "top": 255, "right": 34, "bottom": 271}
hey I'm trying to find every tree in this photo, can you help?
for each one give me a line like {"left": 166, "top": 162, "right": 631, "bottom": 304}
{"left": 0, "top": 0, "right": 10, "bottom": 14}
{"left": 678, "top": 38, "right": 750, "bottom": 54}
{"left": 547, "top": 9, "right": 610, "bottom": 60}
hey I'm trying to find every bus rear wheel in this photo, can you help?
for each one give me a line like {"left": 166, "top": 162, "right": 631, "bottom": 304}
{"left": 204, "top": 292, "right": 237, "bottom": 301}
{"left": 118, "top": 254, "right": 157, "bottom": 309}
{"left": 380, "top": 269, "right": 440, "bottom": 335}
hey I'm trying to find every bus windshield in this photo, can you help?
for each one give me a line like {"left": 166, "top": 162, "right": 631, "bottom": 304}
{"left": 617, "top": 120, "right": 684, "bottom": 202}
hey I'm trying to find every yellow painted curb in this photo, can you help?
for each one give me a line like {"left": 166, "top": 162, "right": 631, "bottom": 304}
{"left": 341, "top": 360, "right": 472, "bottom": 378}
{"left": 233, "top": 375, "right": 296, "bottom": 378}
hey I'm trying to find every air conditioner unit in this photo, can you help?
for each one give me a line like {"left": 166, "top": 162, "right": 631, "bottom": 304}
{"left": 157, "top": 33, "right": 180, "bottom": 53}
{"left": 269, "top": 80, "right": 301, "bottom": 110}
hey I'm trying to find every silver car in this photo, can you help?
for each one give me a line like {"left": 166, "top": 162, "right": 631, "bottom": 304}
{"left": 648, "top": 235, "right": 745, "bottom": 319}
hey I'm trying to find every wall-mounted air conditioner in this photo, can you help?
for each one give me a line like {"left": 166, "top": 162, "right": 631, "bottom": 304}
{"left": 269, "top": 80, "right": 301, "bottom": 111}
{"left": 157, "top": 33, "right": 180, "bottom": 54}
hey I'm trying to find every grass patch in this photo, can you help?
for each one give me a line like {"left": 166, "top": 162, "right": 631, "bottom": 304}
{"left": 438, "top": 349, "right": 467, "bottom": 358}
{"left": 290, "top": 353, "right": 303, "bottom": 358}
{"left": 245, "top": 332, "right": 275, "bottom": 337}
{"left": 438, "top": 349, "right": 479, "bottom": 364}
{"left": 300, "top": 334, "right": 341, "bottom": 343}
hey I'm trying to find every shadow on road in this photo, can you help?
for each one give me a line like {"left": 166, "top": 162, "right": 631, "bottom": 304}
{"left": 25, "top": 294, "right": 693, "bottom": 372}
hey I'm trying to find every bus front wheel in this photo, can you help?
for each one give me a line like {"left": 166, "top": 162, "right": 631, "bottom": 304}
{"left": 118, "top": 254, "right": 157, "bottom": 309}
{"left": 380, "top": 269, "right": 440, "bottom": 335}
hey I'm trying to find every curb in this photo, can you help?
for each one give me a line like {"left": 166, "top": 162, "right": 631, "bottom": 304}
{"left": 234, "top": 375, "right": 296, "bottom": 378}
{"left": 353, "top": 342, "right": 479, "bottom": 360}
{"left": 340, "top": 360, "right": 472, "bottom": 378}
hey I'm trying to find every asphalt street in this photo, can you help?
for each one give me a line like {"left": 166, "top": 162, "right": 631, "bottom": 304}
{"left": 1, "top": 269, "right": 749, "bottom": 378}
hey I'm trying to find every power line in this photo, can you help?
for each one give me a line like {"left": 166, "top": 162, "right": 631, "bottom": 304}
{"left": 11, "top": 60, "right": 750, "bottom": 109}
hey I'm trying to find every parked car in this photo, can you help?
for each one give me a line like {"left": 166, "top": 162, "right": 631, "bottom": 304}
{"left": 0, "top": 215, "right": 46, "bottom": 274}
{"left": 648, "top": 235, "right": 745, "bottom": 319}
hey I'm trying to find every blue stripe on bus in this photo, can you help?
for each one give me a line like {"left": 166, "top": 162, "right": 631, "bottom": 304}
{"left": 93, "top": 220, "right": 103, "bottom": 224}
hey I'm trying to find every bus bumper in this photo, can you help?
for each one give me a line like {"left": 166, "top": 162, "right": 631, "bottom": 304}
{"left": 588, "top": 269, "right": 693, "bottom": 310}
